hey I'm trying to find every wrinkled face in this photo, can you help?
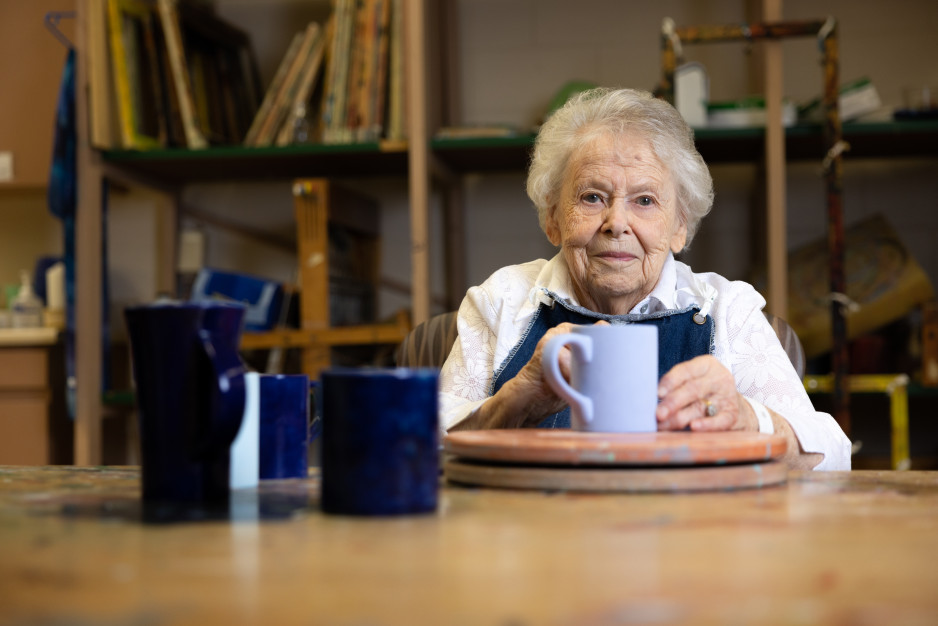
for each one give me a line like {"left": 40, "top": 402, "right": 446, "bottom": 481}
{"left": 545, "top": 130, "right": 687, "bottom": 315}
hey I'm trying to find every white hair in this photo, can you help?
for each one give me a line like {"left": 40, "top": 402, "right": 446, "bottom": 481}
{"left": 525, "top": 87, "right": 714, "bottom": 249}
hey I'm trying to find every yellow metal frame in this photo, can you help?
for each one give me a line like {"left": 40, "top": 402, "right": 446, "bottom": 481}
{"left": 804, "top": 374, "right": 910, "bottom": 470}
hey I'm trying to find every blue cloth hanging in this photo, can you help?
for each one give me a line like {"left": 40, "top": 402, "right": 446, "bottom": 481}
{"left": 47, "top": 48, "right": 112, "bottom": 422}
{"left": 47, "top": 48, "right": 78, "bottom": 419}
{"left": 48, "top": 48, "right": 76, "bottom": 221}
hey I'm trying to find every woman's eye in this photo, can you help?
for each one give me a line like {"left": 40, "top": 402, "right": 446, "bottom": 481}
{"left": 582, "top": 193, "right": 602, "bottom": 204}
{"left": 636, "top": 195, "right": 655, "bottom": 207}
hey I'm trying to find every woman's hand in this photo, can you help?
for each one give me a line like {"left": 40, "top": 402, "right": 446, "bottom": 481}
{"left": 469, "top": 321, "right": 608, "bottom": 430}
{"left": 655, "top": 355, "right": 758, "bottom": 432}
{"left": 499, "top": 321, "right": 585, "bottom": 427}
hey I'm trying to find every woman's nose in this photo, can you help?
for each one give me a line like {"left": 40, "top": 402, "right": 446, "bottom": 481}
{"left": 602, "top": 200, "right": 631, "bottom": 236}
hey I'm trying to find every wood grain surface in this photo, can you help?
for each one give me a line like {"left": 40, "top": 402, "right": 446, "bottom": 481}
{"left": 2, "top": 466, "right": 938, "bottom": 625}
{"left": 443, "top": 429, "right": 788, "bottom": 466}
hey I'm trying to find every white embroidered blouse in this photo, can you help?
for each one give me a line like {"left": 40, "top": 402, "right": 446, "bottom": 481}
{"left": 439, "top": 253, "right": 852, "bottom": 471}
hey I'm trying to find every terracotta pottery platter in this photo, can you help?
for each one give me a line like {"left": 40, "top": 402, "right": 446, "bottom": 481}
{"left": 443, "top": 429, "right": 787, "bottom": 466}
{"left": 443, "top": 458, "right": 788, "bottom": 493}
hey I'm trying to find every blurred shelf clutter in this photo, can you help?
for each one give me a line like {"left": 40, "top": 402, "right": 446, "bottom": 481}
{"left": 89, "top": 0, "right": 404, "bottom": 150}
{"left": 674, "top": 62, "right": 888, "bottom": 129}
{"left": 0, "top": 261, "right": 68, "bottom": 466}
{"left": 188, "top": 179, "right": 411, "bottom": 379}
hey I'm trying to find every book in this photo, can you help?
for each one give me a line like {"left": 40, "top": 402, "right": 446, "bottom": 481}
{"left": 243, "top": 31, "right": 304, "bottom": 146}
{"left": 88, "top": 0, "right": 118, "bottom": 148}
{"left": 139, "top": 9, "right": 170, "bottom": 147}
{"left": 172, "top": 1, "right": 261, "bottom": 145}
{"left": 253, "top": 22, "right": 322, "bottom": 147}
{"left": 321, "top": 0, "right": 356, "bottom": 144}
{"left": 364, "top": 0, "right": 392, "bottom": 142}
{"left": 385, "top": 0, "right": 405, "bottom": 142}
{"left": 152, "top": 16, "right": 188, "bottom": 147}
{"left": 274, "top": 25, "right": 329, "bottom": 147}
{"left": 157, "top": 0, "right": 208, "bottom": 149}
{"left": 187, "top": 50, "right": 215, "bottom": 141}
{"left": 343, "top": 0, "right": 365, "bottom": 140}
{"left": 107, "top": 0, "right": 163, "bottom": 150}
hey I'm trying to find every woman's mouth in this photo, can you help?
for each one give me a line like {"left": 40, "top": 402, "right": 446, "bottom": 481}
{"left": 595, "top": 251, "right": 637, "bottom": 262}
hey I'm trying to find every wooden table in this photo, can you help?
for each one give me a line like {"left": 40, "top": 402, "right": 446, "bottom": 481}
{"left": 1, "top": 465, "right": 937, "bottom": 625}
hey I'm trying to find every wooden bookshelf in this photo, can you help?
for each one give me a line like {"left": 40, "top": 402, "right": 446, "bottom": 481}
{"left": 72, "top": 0, "right": 431, "bottom": 465}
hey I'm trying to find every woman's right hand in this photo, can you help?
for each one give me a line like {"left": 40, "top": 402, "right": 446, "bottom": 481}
{"left": 470, "top": 321, "right": 606, "bottom": 429}
{"left": 506, "top": 322, "right": 582, "bottom": 426}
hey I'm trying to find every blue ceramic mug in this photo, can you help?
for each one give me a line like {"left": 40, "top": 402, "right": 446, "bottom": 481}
{"left": 259, "top": 373, "right": 310, "bottom": 480}
{"left": 320, "top": 368, "right": 439, "bottom": 515}
{"left": 125, "top": 301, "right": 247, "bottom": 504}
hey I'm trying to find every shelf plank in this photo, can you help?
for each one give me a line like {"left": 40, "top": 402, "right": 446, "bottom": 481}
{"left": 102, "top": 142, "right": 409, "bottom": 184}
{"left": 430, "top": 121, "right": 938, "bottom": 173}
{"left": 99, "top": 121, "right": 938, "bottom": 184}
{"left": 241, "top": 322, "right": 410, "bottom": 351}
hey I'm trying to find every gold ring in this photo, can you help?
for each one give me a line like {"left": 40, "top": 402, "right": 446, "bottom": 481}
{"left": 704, "top": 399, "right": 717, "bottom": 417}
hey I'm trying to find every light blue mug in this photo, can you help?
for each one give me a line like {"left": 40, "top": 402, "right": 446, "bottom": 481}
{"left": 542, "top": 324, "right": 658, "bottom": 432}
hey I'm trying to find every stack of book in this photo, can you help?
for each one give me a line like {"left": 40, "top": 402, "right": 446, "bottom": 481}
{"left": 244, "top": 0, "right": 404, "bottom": 147}
{"left": 243, "top": 21, "right": 328, "bottom": 148}
{"left": 89, "top": 0, "right": 264, "bottom": 150}
{"left": 89, "top": 0, "right": 405, "bottom": 151}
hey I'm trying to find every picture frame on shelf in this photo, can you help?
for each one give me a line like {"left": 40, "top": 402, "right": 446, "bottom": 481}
{"left": 171, "top": 0, "right": 264, "bottom": 145}
{"left": 156, "top": 0, "right": 208, "bottom": 149}
{"left": 107, "top": 0, "right": 165, "bottom": 150}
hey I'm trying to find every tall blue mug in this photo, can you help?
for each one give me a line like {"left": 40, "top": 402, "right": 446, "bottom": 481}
{"left": 125, "top": 301, "right": 247, "bottom": 504}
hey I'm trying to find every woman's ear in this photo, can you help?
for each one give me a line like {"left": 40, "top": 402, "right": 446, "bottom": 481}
{"left": 669, "top": 219, "right": 688, "bottom": 254}
{"left": 545, "top": 207, "right": 562, "bottom": 246}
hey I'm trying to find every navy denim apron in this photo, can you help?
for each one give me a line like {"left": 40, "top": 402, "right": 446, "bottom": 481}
{"left": 491, "top": 293, "right": 714, "bottom": 428}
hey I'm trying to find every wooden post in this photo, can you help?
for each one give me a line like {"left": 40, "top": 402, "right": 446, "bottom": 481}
{"left": 75, "top": 0, "right": 103, "bottom": 465}
{"left": 404, "top": 0, "right": 430, "bottom": 325}
{"left": 293, "top": 179, "right": 332, "bottom": 379}
{"left": 440, "top": 0, "right": 467, "bottom": 311}
{"left": 763, "top": 0, "right": 788, "bottom": 319}
{"left": 820, "top": 19, "right": 850, "bottom": 435}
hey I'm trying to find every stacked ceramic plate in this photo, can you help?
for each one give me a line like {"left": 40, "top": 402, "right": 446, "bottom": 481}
{"left": 442, "top": 430, "right": 788, "bottom": 493}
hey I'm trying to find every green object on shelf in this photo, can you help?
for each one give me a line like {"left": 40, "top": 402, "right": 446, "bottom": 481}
{"left": 545, "top": 80, "right": 599, "bottom": 118}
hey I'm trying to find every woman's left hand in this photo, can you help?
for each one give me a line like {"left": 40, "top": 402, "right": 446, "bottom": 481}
{"left": 655, "top": 355, "right": 757, "bottom": 432}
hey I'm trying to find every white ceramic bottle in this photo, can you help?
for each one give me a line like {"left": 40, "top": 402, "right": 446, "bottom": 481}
{"left": 11, "top": 270, "right": 43, "bottom": 328}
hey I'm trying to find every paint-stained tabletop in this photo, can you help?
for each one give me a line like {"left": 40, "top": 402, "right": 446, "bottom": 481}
{"left": 2, "top": 465, "right": 938, "bottom": 625}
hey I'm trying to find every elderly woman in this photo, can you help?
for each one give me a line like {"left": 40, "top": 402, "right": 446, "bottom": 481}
{"left": 439, "top": 87, "right": 851, "bottom": 471}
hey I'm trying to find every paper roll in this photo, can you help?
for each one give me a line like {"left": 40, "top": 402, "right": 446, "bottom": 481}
{"left": 45, "top": 262, "right": 65, "bottom": 311}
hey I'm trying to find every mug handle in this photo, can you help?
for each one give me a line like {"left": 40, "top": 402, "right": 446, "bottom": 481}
{"left": 541, "top": 334, "right": 594, "bottom": 423}
{"left": 193, "top": 328, "right": 245, "bottom": 457}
